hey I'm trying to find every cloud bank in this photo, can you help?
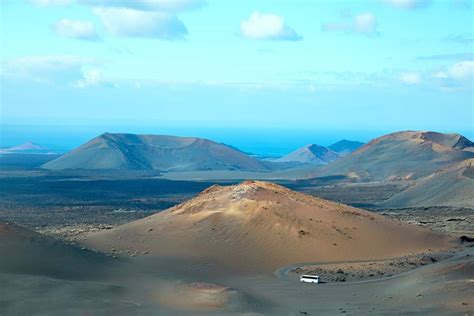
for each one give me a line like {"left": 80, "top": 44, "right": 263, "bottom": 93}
{"left": 2, "top": 55, "right": 100, "bottom": 86}
{"left": 79, "top": 0, "right": 206, "bottom": 12}
{"left": 93, "top": 8, "right": 187, "bottom": 40}
{"left": 32, "top": 0, "right": 203, "bottom": 40}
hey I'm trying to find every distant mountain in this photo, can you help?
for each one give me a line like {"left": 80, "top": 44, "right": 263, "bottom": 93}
{"left": 276, "top": 144, "right": 340, "bottom": 165}
{"left": 381, "top": 158, "right": 474, "bottom": 208}
{"left": 0, "top": 141, "right": 53, "bottom": 154}
{"left": 328, "top": 140, "right": 364, "bottom": 156}
{"left": 42, "top": 133, "right": 270, "bottom": 172}
{"left": 315, "top": 131, "right": 474, "bottom": 181}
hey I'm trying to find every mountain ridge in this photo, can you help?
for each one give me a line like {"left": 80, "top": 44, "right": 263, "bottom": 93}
{"left": 42, "top": 133, "right": 270, "bottom": 172}
{"left": 315, "top": 131, "right": 474, "bottom": 181}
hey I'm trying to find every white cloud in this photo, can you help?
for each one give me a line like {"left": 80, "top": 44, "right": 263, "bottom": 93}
{"left": 434, "top": 61, "right": 474, "bottom": 81}
{"left": 240, "top": 12, "right": 302, "bottom": 41}
{"left": 383, "top": 0, "right": 432, "bottom": 9}
{"left": 432, "top": 61, "right": 473, "bottom": 91}
{"left": 79, "top": 0, "right": 206, "bottom": 12}
{"left": 354, "top": 13, "right": 378, "bottom": 34}
{"left": 75, "top": 68, "right": 102, "bottom": 87}
{"left": 449, "top": 61, "right": 474, "bottom": 80}
{"left": 54, "top": 19, "right": 100, "bottom": 41}
{"left": 30, "top": 0, "right": 71, "bottom": 6}
{"left": 399, "top": 72, "right": 421, "bottom": 84}
{"left": 322, "top": 12, "right": 378, "bottom": 35}
{"left": 93, "top": 8, "right": 187, "bottom": 39}
{"left": 2, "top": 55, "right": 100, "bottom": 85}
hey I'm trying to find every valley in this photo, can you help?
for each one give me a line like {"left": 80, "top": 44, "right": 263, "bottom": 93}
{"left": 3, "top": 2, "right": 473, "bottom": 313}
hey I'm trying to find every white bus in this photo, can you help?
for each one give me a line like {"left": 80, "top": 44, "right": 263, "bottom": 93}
{"left": 300, "top": 274, "right": 320, "bottom": 284}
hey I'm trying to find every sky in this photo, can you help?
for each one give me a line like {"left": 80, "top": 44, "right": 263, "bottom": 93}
{"left": 0, "top": 0, "right": 473, "bottom": 155}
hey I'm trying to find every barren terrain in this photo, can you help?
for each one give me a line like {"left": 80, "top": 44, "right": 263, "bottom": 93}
{"left": 287, "top": 252, "right": 455, "bottom": 282}
{"left": 0, "top": 163, "right": 472, "bottom": 315}
{"left": 1, "top": 219, "right": 472, "bottom": 315}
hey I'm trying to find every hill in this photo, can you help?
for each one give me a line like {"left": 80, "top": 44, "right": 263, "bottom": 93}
{"left": 315, "top": 131, "right": 474, "bottom": 181}
{"left": 276, "top": 144, "right": 340, "bottom": 165}
{"left": 42, "top": 133, "right": 270, "bottom": 172}
{"left": 328, "top": 139, "right": 364, "bottom": 156}
{"left": 381, "top": 158, "right": 474, "bottom": 208}
{"left": 0, "top": 221, "right": 109, "bottom": 278}
{"left": 80, "top": 181, "right": 451, "bottom": 273}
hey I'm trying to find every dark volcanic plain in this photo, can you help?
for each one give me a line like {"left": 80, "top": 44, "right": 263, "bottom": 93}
{"left": 0, "top": 169, "right": 216, "bottom": 238}
{"left": 0, "top": 155, "right": 472, "bottom": 240}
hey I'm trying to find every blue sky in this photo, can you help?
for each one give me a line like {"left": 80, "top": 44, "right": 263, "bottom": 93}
{"left": 0, "top": 0, "right": 473, "bottom": 154}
